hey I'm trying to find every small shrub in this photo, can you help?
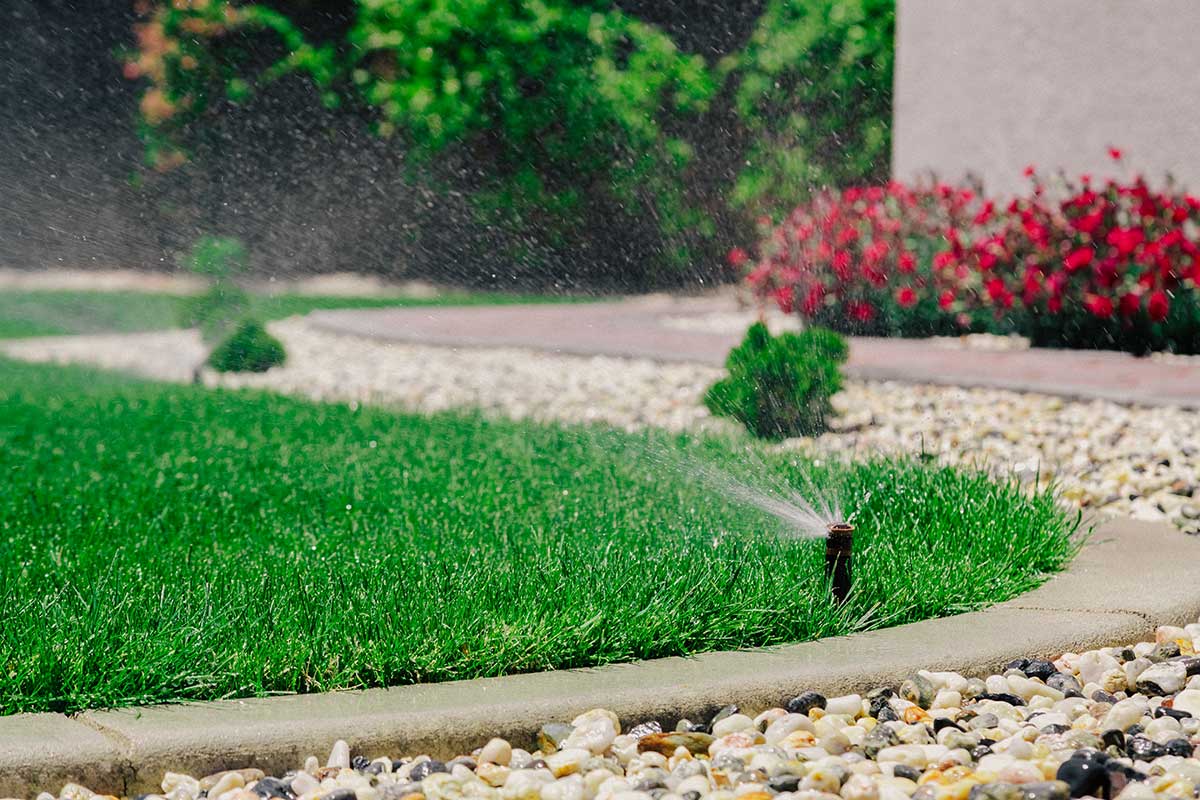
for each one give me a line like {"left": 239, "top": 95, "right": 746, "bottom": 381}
{"left": 181, "top": 284, "right": 251, "bottom": 342}
{"left": 207, "top": 320, "right": 286, "bottom": 373}
{"left": 179, "top": 235, "right": 252, "bottom": 342}
{"left": 185, "top": 235, "right": 247, "bottom": 280}
{"left": 705, "top": 322, "right": 848, "bottom": 440}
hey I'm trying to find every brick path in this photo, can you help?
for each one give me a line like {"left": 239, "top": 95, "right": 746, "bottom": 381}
{"left": 307, "top": 296, "right": 1200, "bottom": 408}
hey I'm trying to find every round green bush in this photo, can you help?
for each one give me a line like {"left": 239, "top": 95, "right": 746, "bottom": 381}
{"left": 705, "top": 322, "right": 848, "bottom": 440}
{"left": 207, "top": 320, "right": 287, "bottom": 373}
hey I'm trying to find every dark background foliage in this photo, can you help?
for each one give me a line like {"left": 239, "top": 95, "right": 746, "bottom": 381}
{"left": 0, "top": 0, "right": 891, "bottom": 290}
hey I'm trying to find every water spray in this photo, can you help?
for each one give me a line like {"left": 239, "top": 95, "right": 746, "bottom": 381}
{"left": 824, "top": 522, "right": 854, "bottom": 604}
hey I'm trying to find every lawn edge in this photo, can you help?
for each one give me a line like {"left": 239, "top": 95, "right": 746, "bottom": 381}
{"left": 3, "top": 517, "right": 1196, "bottom": 796}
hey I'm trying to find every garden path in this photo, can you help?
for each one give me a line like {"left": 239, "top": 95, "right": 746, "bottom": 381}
{"left": 307, "top": 295, "right": 1200, "bottom": 409}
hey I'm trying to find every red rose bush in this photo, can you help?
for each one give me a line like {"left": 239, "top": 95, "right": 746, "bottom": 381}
{"left": 741, "top": 154, "right": 1200, "bottom": 354}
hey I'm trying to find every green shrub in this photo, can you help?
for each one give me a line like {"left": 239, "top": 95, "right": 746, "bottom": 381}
{"left": 705, "top": 322, "right": 848, "bottom": 440}
{"left": 125, "top": 0, "right": 717, "bottom": 284}
{"left": 181, "top": 284, "right": 251, "bottom": 342}
{"left": 185, "top": 235, "right": 248, "bottom": 280}
{"left": 124, "top": 1, "right": 894, "bottom": 287}
{"left": 207, "top": 320, "right": 286, "bottom": 373}
{"left": 723, "top": 0, "right": 894, "bottom": 216}
{"left": 179, "top": 235, "right": 252, "bottom": 342}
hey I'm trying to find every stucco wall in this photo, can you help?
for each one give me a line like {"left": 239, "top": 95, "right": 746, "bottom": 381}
{"left": 893, "top": 0, "right": 1200, "bottom": 196}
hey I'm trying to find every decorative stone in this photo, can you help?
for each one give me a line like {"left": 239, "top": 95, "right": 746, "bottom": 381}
{"left": 479, "top": 738, "right": 513, "bottom": 766}
{"left": 1135, "top": 661, "right": 1188, "bottom": 695}
{"left": 539, "top": 723, "right": 576, "bottom": 754}
{"left": 1172, "top": 689, "right": 1200, "bottom": 717}
{"left": 637, "top": 732, "right": 715, "bottom": 756}
{"left": 785, "top": 691, "right": 826, "bottom": 715}
{"left": 327, "top": 739, "right": 351, "bottom": 770}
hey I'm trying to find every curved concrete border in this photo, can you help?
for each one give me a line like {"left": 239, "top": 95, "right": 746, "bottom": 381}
{"left": 3, "top": 518, "right": 1198, "bottom": 796}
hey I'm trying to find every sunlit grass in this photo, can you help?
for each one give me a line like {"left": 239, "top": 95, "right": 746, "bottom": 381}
{"left": 0, "top": 289, "right": 590, "bottom": 339}
{"left": 0, "top": 358, "right": 1080, "bottom": 714}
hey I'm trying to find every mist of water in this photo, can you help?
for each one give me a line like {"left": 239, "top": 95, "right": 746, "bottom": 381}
{"left": 632, "top": 436, "right": 847, "bottom": 540}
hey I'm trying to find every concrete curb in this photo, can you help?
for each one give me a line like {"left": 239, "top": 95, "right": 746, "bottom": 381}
{"left": 3, "top": 518, "right": 1198, "bottom": 797}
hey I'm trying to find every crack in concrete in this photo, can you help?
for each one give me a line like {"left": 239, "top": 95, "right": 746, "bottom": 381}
{"left": 72, "top": 714, "right": 137, "bottom": 795}
{"left": 1008, "top": 604, "right": 1158, "bottom": 626}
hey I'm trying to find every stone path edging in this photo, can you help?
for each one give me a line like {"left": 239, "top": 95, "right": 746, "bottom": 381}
{"left": 2, "top": 518, "right": 1197, "bottom": 796}
{"left": 306, "top": 299, "right": 1200, "bottom": 409}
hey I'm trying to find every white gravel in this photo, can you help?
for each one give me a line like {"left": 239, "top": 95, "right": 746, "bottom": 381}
{"left": 1, "top": 320, "right": 719, "bottom": 433}
{"left": 28, "top": 621, "right": 1200, "bottom": 800}
{"left": 4, "top": 317, "right": 1198, "bottom": 533}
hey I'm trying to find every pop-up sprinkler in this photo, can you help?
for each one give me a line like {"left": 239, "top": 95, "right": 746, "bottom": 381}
{"left": 824, "top": 522, "right": 854, "bottom": 604}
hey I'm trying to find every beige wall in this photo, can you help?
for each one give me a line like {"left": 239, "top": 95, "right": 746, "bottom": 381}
{"left": 893, "top": 0, "right": 1200, "bottom": 196}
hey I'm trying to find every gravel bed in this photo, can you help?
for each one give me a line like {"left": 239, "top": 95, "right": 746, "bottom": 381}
{"left": 29, "top": 622, "right": 1200, "bottom": 800}
{"left": 0, "top": 321, "right": 718, "bottom": 433}
{"left": 3, "top": 319, "right": 1198, "bottom": 532}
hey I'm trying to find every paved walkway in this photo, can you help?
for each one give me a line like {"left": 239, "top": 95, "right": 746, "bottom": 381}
{"left": 308, "top": 296, "right": 1200, "bottom": 408}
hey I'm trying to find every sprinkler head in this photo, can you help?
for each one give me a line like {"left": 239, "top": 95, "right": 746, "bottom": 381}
{"left": 825, "top": 522, "right": 854, "bottom": 605}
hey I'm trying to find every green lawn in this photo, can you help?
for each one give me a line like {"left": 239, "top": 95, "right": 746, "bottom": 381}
{"left": 0, "top": 289, "right": 584, "bottom": 339}
{"left": 0, "top": 358, "right": 1080, "bottom": 715}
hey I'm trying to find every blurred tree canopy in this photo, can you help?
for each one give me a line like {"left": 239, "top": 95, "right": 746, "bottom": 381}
{"left": 123, "top": 0, "right": 893, "bottom": 288}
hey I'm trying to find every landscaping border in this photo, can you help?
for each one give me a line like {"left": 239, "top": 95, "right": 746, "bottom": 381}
{"left": 305, "top": 301, "right": 1200, "bottom": 410}
{"left": 3, "top": 517, "right": 1198, "bottom": 797}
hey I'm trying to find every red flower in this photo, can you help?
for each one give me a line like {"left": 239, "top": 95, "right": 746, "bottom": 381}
{"left": 1063, "top": 247, "right": 1094, "bottom": 272}
{"left": 898, "top": 251, "right": 916, "bottom": 273}
{"left": 1026, "top": 220, "right": 1051, "bottom": 247}
{"left": 1148, "top": 290, "right": 1170, "bottom": 322}
{"left": 726, "top": 247, "right": 749, "bottom": 268}
{"left": 895, "top": 286, "right": 918, "bottom": 308}
{"left": 1119, "top": 292, "right": 1141, "bottom": 318}
{"left": 832, "top": 250, "right": 853, "bottom": 281}
{"left": 1047, "top": 295, "right": 1063, "bottom": 314}
{"left": 1023, "top": 164, "right": 1037, "bottom": 178}
{"left": 1108, "top": 147, "right": 1124, "bottom": 161}
{"left": 846, "top": 300, "right": 875, "bottom": 323}
{"left": 1095, "top": 258, "right": 1120, "bottom": 288}
{"left": 938, "top": 290, "right": 956, "bottom": 310}
{"left": 773, "top": 285, "right": 795, "bottom": 314}
{"left": 1106, "top": 227, "right": 1144, "bottom": 256}
{"left": 1084, "top": 294, "right": 1114, "bottom": 318}
{"left": 746, "top": 263, "right": 772, "bottom": 286}
{"left": 933, "top": 251, "right": 956, "bottom": 271}
{"left": 864, "top": 266, "right": 888, "bottom": 288}
{"left": 864, "top": 240, "right": 890, "bottom": 264}
{"left": 973, "top": 201, "right": 995, "bottom": 226}
{"left": 801, "top": 285, "right": 825, "bottom": 316}
{"left": 1073, "top": 210, "right": 1104, "bottom": 234}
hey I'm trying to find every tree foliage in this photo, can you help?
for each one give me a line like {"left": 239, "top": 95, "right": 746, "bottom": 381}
{"left": 124, "top": 0, "right": 893, "bottom": 286}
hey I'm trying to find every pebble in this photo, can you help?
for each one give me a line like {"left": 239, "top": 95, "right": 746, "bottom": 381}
{"left": 7, "top": 319, "right": 1200, "bottom": 534}
{"left": 480, "top": 739, "right": 514, "bottom": 766}
{"left": 28, "top": 620, "right": 1200, "bottom": 800}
